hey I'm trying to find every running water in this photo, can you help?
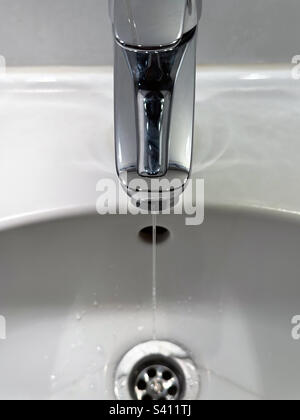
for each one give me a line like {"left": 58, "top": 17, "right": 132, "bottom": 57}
{"left": 152, "top": 214, "right": 157, "bottom": 340}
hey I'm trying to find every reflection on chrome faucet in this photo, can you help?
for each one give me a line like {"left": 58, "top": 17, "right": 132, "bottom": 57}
{"left": 110, "top": 0, "right": 202, "bottom": 209}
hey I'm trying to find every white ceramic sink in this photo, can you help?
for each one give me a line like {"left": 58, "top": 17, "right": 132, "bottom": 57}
{"left": 0, "top": 67, "right": 300, "bottom": 400}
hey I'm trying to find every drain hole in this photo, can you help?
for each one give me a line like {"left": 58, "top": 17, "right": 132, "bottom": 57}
{"left": 137, "top": 379, "right": 147, "bottom": 390}
{"left": 129, "top": 356, "right": 185, "bottom": 401}
{"left": 162, "top": 370, "right": 173, "bottom": 381}
{"left": 147, "top": 368, "right": 157, "bottom": 378}
{"left": 139, "top": 226, "right": 170, "bottom": 245}
{"left": 115, "top": 341, "right": 200, "bottom": 400}
{"left": 168, "top": 386, "right": 178, "bottom": 396}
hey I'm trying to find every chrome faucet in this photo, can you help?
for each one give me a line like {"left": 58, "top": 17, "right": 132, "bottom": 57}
{"left": 110, "top": 0, "right": 202, "bottom": 209}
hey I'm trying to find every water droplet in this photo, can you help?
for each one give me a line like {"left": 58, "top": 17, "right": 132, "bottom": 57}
{"left": 137, "top": 325, "right": 144, "bottom": 332}
{"left": 96, "top": 346, "right": 102, "bottom": 353}
{"left": 76, "top": 311, "right": 86, "bottom": 321}
{"left": 50, "top": 375, "right": 56, "bottom": 382}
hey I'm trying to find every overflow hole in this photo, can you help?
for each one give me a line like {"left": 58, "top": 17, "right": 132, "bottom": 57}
{"left": 139, "top": 226, "right": 170, "bottom": 245}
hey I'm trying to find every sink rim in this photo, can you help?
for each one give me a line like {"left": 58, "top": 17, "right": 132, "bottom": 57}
{"left": 1, "top": 203, "right": 300, "bottom": 234}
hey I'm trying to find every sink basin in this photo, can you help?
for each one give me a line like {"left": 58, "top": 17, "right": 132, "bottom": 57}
{"left": 0, "top": 209, "right": 300, "bottom": 400}
{"left": 0, "top": 67, "right": 300, "bottom": 400}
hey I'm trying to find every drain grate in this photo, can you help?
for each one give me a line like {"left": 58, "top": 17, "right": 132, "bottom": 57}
{"left": 133, "top": 362, "right": 182, "bottom": 401}
{"left": 114, "top": 341, "right": 200, "bottom": 400}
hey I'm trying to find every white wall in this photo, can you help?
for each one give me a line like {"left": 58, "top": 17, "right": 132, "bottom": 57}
{"left": 0, "top": 0, "right": 298, "bottom": 66}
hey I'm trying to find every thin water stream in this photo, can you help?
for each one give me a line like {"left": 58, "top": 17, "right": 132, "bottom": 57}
{"left": 152, "top": 214, "right": 157, "bottom": 340}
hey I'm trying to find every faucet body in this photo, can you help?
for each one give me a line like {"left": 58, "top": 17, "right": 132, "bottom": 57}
{"left": 110, "top": 0, "right": 202, "bottom": 209}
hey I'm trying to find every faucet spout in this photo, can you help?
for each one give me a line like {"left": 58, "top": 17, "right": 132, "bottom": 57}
{"left": 110, "top": 0, "right": 202, "bottom": 209}
{"left": 123, "top": 28, "right": 196, "bottom": 178}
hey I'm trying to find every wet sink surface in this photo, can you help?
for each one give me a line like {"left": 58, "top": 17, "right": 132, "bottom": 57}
{"left": 0, "top": 209, "right": 299, "bottom": 400}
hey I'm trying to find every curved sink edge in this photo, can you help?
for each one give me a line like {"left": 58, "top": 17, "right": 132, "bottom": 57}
{"left": 0, "top": 202, "right": 300, "bottom": 233}
{"left": 0, "top": 205, "right": 97, "bottom": 234}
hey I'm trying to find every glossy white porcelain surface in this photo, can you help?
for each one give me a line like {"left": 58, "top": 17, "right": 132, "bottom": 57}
{"left": 0, "top": 67, "right": 299, "bottom": 400}
{"left": 0, "top": 67, "right": 300, "bottom": 230}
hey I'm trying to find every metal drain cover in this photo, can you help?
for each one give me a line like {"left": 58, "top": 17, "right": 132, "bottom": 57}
{"left": 134, "top": 363, "right": 181, "bottom": 400}
{"left": 114, "top": 341, "right": 200, "bottom": 400}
